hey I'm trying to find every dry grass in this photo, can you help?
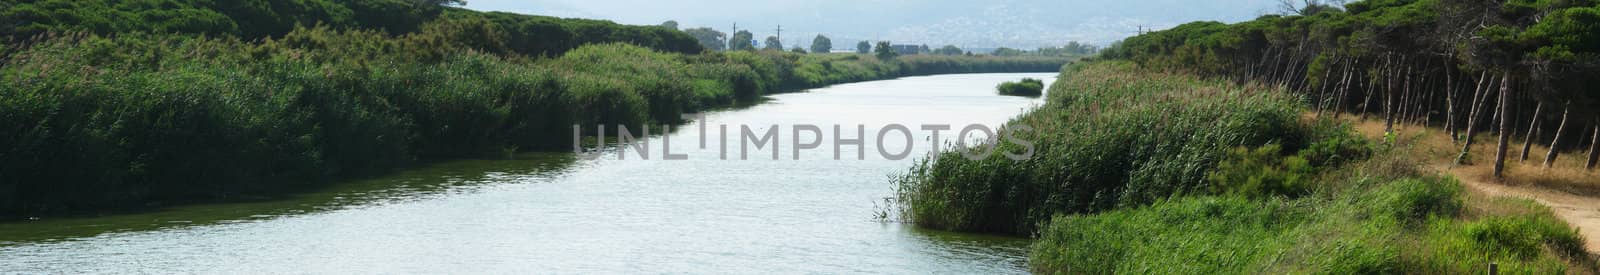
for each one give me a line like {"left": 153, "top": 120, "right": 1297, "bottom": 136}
{"left": 1328, "top": 115, "right": 1600, "bottom": 194}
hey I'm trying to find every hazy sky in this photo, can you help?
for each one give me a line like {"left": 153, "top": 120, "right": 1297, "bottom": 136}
{"left": 464, "top": 0, "right": 1281, "bottom": 49}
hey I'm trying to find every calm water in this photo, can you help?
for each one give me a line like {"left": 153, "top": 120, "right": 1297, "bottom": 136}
{"left": 0, "top": 73, "right": 1055, "bottom": 274}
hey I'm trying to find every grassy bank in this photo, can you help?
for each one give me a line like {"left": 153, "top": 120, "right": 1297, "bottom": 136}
{"left": 0, "top": 4, "right": 1067, "bottom": 218}
{"left": 896, "top": 61, "right": 1312, "bottom": 235}
{"left": 895, "top": 61, "right": 1595, "bottom": 273}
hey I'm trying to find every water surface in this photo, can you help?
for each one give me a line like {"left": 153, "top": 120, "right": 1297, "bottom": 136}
{"left": 0, "top": 73, "right": 1055, "bottom": 274}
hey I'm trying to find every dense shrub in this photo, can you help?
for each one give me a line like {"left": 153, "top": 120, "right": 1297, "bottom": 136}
{"left": 1295, "top": 121, "right": 1374, "bottom": 168}
{"left": 1206, "top": 145, "right": 1315, "bottom": 198}
{"left": 996, "top": 78, "right": 1044, "bottom": 97}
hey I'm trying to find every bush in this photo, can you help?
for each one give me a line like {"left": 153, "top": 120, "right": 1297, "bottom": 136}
{"left": 1206, "top": 144, "right": 1316, "bottom": 198}
{"left": 996, "top": 78, "right": 1044, "bottom": 97}
{"left": 1369, "top": 177, "right": 1462, "bottom": 223}
{"left": 1296, "top": 121, "right": 1374, "bottom": 168}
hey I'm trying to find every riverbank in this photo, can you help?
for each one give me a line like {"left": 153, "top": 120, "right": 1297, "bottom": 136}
{"left": 0, "top": 10, "right": 1067, "bottom": 218}
{"left": 896, "top": 61, "right": 1596, "bottom": 273}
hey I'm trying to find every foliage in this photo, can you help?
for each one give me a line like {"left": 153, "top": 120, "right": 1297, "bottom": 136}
{"left": 992, "top": 47, "right": 1025, "bottom": 56}
{"left": 1036, "top": 41, "right": 1100, "bottom": 56}
{"left": 729, "top": 30, "right": 754, "bottom": 51}
{"left": 873, "top": 41, "right": 896, "bottom": 60}
{"left": 810, "top": 34, "right": 832, "bottom": 54}
{"left": 933, "top": 45, "right": 963, "bottom": 56}
{"left": 988, "top": 60, "right": 1590, "bottom": 274}
{"left": 684, "top": 27, "right": 725, "bottom": 51}
{"left": 763, "top": 36, "right": 783, "bottom": 51}
{"left": 1206, "top": 144, "right": 1316, "bottom": 198}
{"left": 995, "top": 77, "right": 1044, "bottom": 97}
{"left": 896, "top": 61, "right": 1306, "bottom": 234}
{"left": 856, "top": 40, "right": 871, "bottom": 54}
{"left": 1031, "top": 175, "right": 1586, "bottom": 274}
{"left": 1096, "top": 0, "right": 1600, "bottom": 126}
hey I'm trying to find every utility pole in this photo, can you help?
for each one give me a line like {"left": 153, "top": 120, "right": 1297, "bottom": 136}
{"left": 775, "top": 24, "right": 783, "bottom": 44}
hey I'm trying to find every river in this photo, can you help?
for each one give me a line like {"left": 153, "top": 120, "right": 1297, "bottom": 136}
{"left": 0, "top": 73, "right": 1056, "bottom": 274}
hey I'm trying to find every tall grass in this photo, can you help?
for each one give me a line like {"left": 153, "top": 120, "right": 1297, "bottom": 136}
{"left": 1030, "top": 148, "right": 1593, "bottom": 274}
{"left": 895, "top": 61, "right": 1309, "bottom": 235}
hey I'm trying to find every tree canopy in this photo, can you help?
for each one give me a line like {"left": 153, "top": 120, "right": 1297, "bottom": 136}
{"left": 811, "top": 34, "right": 833, "bottom": 54}
{"left": 730, "top": 30, "right": 755, "bottom": 51}
{"left": 875, "top": 41, "right": 897, "bottom": 60}
{"left": 763, "top": 36, "right": 783, "bottom": 50}
{"left": 684, "top": 27, "right": 726, "bottom": 51}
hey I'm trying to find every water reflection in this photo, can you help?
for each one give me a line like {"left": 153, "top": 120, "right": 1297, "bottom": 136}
{"left": 0, "top": 153, "right": 576, "bottom": 244}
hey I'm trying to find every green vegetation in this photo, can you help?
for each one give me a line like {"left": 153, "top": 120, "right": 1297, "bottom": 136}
{"left": 856, "top": 41, "right": 872, "bottom": 54}
{"left": 1097, "top": 0, "right": 1600, "bottom": 176}
{"left": 995, "top": 78, "right": 1044, "bottom": 97}
{"left": 898, "top": 61, "right": 1310, "bottom": 234}
{"left": 1036, "top": 41, "right": 1099, "bottom": 56}
{"left": 1032, "top": 175, "right": 1587, "bottom": 273}
{"left": 874, "top": 41, "right": 897, "bottom": 60}
{"left": 0, "top": 1, "right": 1068, "bottom": 218}
{"left": 992, "top": 42, "right": 1099, "bottom": 57}
{"left": 897, "top": 61, "right": 1594, "bottom": 273}
{"left": 810, "top": 35, "right": 832, "bottom": 54}
{"left": 684, "top": 27, "right": 726, "bottom": 51}
{"left": 729, "top": 30, "right": 755, "bottom": 51}
{"left": 763, "top": 36, "right": 783, "bottom": 51}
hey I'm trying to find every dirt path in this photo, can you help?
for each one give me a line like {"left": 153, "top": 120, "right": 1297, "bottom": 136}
{"left": 1337, "top": 115, "right": 1600, "bottom": 254}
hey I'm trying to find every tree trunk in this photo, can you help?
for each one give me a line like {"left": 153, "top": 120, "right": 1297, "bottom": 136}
{"left": 1399, "top": 62, "right": 1414, "bottom": 126}
{"left": 1414, "top": 69, "right": 1432, "bottom": 126}
{"left": 1520, "top": 102, "right": 1542, "bottom": 161}
{"left": 1334, "top": 60, "right": 1355, "bottom": 118}
{"left": 1364, "top": 57, "right": 1390, "bottom": 121}
{"left": 1587, "top": 121, "right": 1598, "bottom": 170}
{"left": 1490, "top": 89, "right": 1504, "bottom": 135}
{"left": 1544, "top": 102, "right": 1572, "bottom": 168}
{"left": 1314, "top": 56, "right": 1338, "bottom": 118}
{"left": 1384, "top": 56, "right": 1398, "bottom": 134}
{"left": 1445, "top": 62, "right": 1458, "bottom": 141}
{"left": 1494, "top": 72, "right": 1512, "bottom": 178}
{"left": 1456, "top": 71, "right": 1494, "bottom": 165}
